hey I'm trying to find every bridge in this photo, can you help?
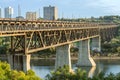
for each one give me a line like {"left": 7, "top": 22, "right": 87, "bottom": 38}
{"left": 0, "top": 19, "right": 118, "bottom": 72}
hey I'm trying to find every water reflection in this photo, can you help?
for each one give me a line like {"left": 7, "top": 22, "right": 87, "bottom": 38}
{"left": 88, "top": 66, "right": 96, "bottom": 77}
{"left": 73, "top": 66, "right": 96, "bottom": 77}
{"left": 31, "top": 59, "right": 120, "bottom": 79}
{"left": 95, "top": 59, "right": 120, "bottom": 76}
{"left": 31, "top": 65, "right": 54, "bottom": 79}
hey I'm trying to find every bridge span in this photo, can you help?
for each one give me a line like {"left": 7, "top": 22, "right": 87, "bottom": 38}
{"left": 0, "top": 19, "right": 118, "bottom": 72}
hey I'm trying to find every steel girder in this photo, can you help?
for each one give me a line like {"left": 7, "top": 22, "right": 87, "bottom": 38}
{"left": 100, "top": 27, "right": 118, "bottom": 42}
{"left": 9, "top": 28, "right": 99, "bottom": 54}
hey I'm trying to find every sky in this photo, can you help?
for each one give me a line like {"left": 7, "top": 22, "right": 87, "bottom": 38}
{"left": 0, "top": 0, "right": 120, "bottom": 18}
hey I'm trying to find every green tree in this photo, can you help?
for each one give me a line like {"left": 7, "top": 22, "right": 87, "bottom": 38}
{"left": 45, "top": 65, "right": 87, "bottom": 80}
{"left": 117, "top": 47, "right": 120, "bottom": 56}
{"left": 0, "top": 61, "right": 42, "bottom": 80}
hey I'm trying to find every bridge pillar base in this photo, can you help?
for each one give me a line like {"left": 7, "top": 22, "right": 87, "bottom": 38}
{"left": 23, "top": 55, "right": 31, "bottom": 72}
{"left": 7, "top": 54, "right": 14, "bottom": 69}
{"left": 91, "top": 36, "right": 101, "bottom": 52}
{"left": 7, "top": 54, "right": 31, "bottom": 72}
{"left": 77, "top": 39, "right": 96, "bottom": 66}
{"left": 55, "top": 44, "right": 72, "bottom": 71}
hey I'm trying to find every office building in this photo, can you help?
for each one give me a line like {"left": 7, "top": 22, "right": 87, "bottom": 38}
{"left": 26, "top": 12, "right": 37, "bottom": 20}
{"left": 43, "top": 5, "right": 58, "bottom": 20}
{"left": 4, "top": 6, "right": 13, "bottom": 18}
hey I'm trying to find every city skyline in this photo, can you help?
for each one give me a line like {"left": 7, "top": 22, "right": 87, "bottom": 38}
{"left": 0, "top": 0, "right": 120, "bottom": 18}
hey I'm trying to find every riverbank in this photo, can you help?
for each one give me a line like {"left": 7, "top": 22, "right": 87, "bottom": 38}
{"left": 93, "top": 56, "right": 120, "bottom": 59}
{"left": 1, "top": 54, "right": 120, "bottom": 60}
{"left": 31, "top": 56, "right": 120, "bottom": 60}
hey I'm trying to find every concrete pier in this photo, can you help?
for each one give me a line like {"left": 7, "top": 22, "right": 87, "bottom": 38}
{"left": 7, "top": 54, "right": 14, "bottom": 69}
{"left": 55, "top": 44, "right": 71, "bottom": 71}
{"left": 77, "top": 39, "right": 96, "bottom": 66}
{"left": 91, "top": 36, "right": 101, "bottom": 52}
{"left": 23, "top": 55, "right": 31, "bottom": 72}
{"left": 7, "top": 54, "right": 31, "bottom": 72}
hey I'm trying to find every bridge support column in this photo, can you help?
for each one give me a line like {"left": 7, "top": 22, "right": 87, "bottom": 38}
{"left": 23, "top": 55, "right": 31, "bottom": 72}
{"left": 7, "top": 54, "right": 14, "bottom": 69}
{"left": 55, "top": 44, "right": 72, "bottom": 71}
{"left": 77, "top": 39, "right": 96, "bottom": 66}
{"left": 91, "top": 36, "right": 101, "bottom": 52}
{"left": 7, "top": 54, "right": 31, "bottom": 72}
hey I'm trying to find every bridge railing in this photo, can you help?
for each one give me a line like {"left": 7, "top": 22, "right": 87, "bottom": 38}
{"left": 0, "top": 19, "right": 118, "bottom": 32}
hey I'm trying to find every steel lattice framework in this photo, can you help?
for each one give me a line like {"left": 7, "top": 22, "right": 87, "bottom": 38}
{"left": 0, "top": 19, "right": 118, "bottom": 54}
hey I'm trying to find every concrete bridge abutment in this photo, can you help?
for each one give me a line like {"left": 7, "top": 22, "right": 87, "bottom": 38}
{"left": 7, "top": 54, "right": 31, "bottom": 72}
{"left": 55, "top": 44, "right": 72, "bottom": 71}
{"left": 77, "top": 39, "right": 96, "bottom": 67}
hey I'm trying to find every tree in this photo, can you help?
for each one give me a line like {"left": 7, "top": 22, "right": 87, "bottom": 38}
{"left": 45, "top": 65, "right": 87, "bottom": 80}
{"left": 117, "top": 47, "right": 120, "bottom": 55}
{"left": 0, "top": 61, "right": 42, "bottom": 80}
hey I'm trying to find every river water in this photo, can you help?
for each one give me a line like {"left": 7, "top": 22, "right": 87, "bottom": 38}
{"left": 30, "top": 59, "right": 120, "bottom": 79}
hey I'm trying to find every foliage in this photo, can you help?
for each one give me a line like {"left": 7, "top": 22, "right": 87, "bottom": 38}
{"left": 101, "top": 35, "right": 120, "bottom": 56}
{"left": 45, "top": 65, "right": 120, "bottom": 80}
{"left": 70, "top": 47, "right": 79, "bottom": 53}
{"left": 45, "top": 65, "right": 87, "bottom": 80}
{"left": 58, "top": 15, "right": 120, "bottom": 24}
{"left": 0, "top": 37, "right": 10, "bottom": 54}
{"left": 0, "top": 61, "right": 42, "bottom": 80}
{"left": 117, "top": 47, "right": 120, "bottom": 56}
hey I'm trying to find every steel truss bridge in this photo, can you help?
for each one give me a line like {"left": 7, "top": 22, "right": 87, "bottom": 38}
{"left": 0, "top": 19, "right": 118, "bottom": 54}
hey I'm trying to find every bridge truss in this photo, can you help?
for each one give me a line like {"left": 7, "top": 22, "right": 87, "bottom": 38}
{"left": 0, "top": 19, "right": 118, "bottom": 54}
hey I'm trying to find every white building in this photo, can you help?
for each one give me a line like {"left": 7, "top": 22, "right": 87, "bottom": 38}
{"left": 4, "top": 6, "right": 13, "bottom": 18}
{"left": 43, "top": 5, "right": 58, "bottom": 20}
{"left": 26, "top": 12, "right": 37, "bottom": 20}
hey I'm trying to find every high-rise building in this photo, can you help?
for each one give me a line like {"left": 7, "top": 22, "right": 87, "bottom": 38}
{"left": 26, "top": 12, "right": 37, "bottom": 20}
{"left": 43, "top": 5, "right": 58, "bottom": 20}
{"left": 16, "top": 5, "right": 24, "bottom": 20}
{"left": 4, "top": 6, "right": 13, "bottom": 18}
{"left": 0, "top": 7, "right": 1, "bottom": 18}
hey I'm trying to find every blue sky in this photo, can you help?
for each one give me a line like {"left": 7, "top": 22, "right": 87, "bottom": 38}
{"left": 0, "top": 0, "right": 120, "bottom": 18}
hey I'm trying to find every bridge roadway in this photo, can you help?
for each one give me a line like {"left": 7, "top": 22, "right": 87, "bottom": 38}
{"left": 0, "top": 19, "right": 118, "bottom": 72}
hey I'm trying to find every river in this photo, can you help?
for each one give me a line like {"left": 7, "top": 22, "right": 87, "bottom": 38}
{"left": 30, "top": 59, "right": 120, "bottom": 79}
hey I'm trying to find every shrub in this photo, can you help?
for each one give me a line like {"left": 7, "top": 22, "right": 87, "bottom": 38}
{"left": 0, "top": 61, "right": 42, "bottom": 80}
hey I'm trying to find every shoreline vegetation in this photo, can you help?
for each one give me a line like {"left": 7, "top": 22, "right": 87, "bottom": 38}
{"left": 1, "top": 54, "right": 120, "bottom": 60}
{"left": 31, "top": 56, "right": 120, "bottom": 60}
{"left": 1, "top": 61, "right": 120, "bottom": 80}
